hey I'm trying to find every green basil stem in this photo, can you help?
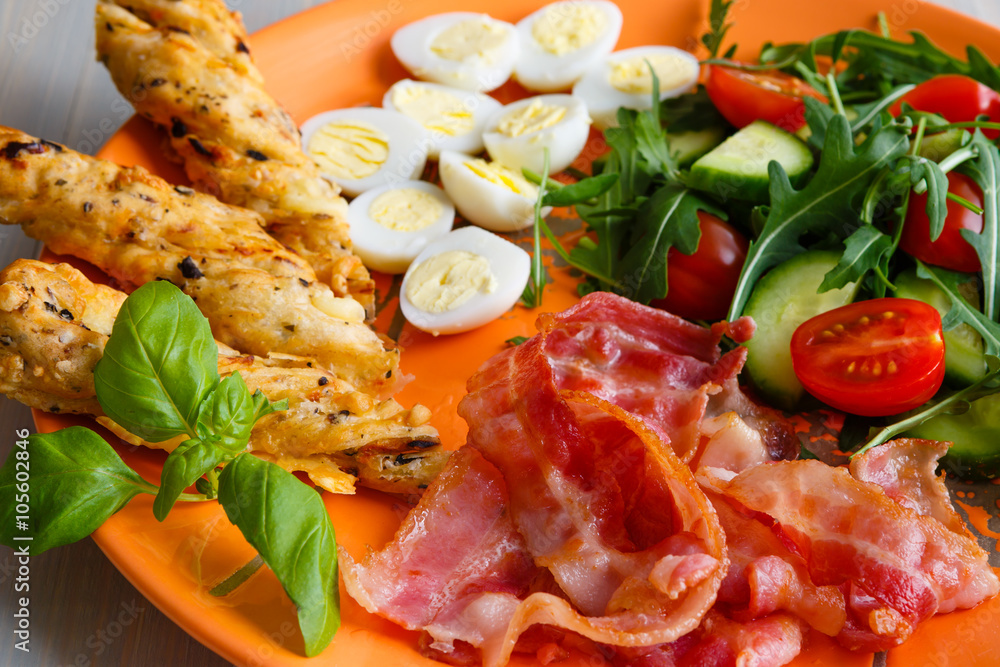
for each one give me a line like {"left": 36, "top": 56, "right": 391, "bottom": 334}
{"left": 700, "top": 54, "right": 800, "bottom": 71}
{"left": 948, "top": 192, "right": 985, "bottom": 215}
{"left": 852, "top": 366, "right": 1000, "bottom": 459}
{"left": 910, "top": 116, "right": 929, "bottom": 157}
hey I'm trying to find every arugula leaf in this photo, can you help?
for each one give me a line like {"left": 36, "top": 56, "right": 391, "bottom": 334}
{"left": 219, "top": 453, "right": 340, "bottom": 657}
{"left": 618, "top": 185, "right": 726, "bottom": 303}
{"left": 540, "top": 173, "right": 618, "bottom": 207}
{"left": 819, "top": 224, "right": 893, "bottom": 292}
{"left": 660, "top": 88, "right": 728, "bottom": 134}
{"left": 958, "top": 132, "right": 1000, "bottom": 320}
{"left": 903, "top": 156, "right": 949, "bottom": 239}
{"left": 917, "top": 262, "right": 1000, "bottom": 357}
{"left": 94, "top": 281, "right": 218, "bottom": 442}
{"left": 852, "top": 355, "right": 1000, "bottom": 459}
{"left": 701, "top": 0, "right": 735, "bottom": 59}
{"left": 727, "top": 114, "right": 911, "bottom": 319}
{"left": 0, "top": 427, "right": 156, "bottom": 554}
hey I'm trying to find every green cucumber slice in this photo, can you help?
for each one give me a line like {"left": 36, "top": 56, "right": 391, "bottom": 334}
{"left": 687, "top": 120, "right": 814, "bottom": 203}
{"left": 892, "top": 269, "right": 986, "bottom": 387}
{"left": 742, "top": 250, "right": 860, "bottom": 411}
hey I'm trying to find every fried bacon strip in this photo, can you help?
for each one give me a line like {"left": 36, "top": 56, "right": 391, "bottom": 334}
{"left": 0, "top": 129, "right": 396, "bottom": 396}
{"left": 0, "top": 259, "right": 444, "bottom": 496}
{"left": 94, "top": 0, "right": 373, "bottom": 310}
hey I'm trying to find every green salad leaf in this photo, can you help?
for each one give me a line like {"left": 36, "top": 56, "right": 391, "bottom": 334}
{"left": 0, "top": 427, "right": 156, "bottom": 554}
{"left": 219, "top": 453, "right": 340, "bottom": 657}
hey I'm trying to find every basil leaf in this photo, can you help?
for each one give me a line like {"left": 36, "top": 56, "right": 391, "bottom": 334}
{"left": 152, "top": 438, "right": 227, "bottom": 521}
{"left": 958, "top": 133, "right": 1000, "bottom": 320}
{"left": 197, "top": 372, "right": 285, "bottom": 453}
{"left": 0, "top": 427, "right": 156, "bottom": 554}
{"left": 820, "top": 224, "right": 893, "bottom": 293}
{"left": 727, "top": 114, "right": 910, "bottom": 319}
{"left": 94, "top": 281, "right": 219, "bottom": 442}
{"left": 218, "top": 454, "right": 339, "bottom": 657}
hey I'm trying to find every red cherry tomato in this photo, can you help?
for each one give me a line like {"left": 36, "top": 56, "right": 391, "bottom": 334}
{"left": 891, "top": 74, "right": 1000, "bottom": 138}
{"left": 900, "top": 171, "right": 983, "bottom": 272}
{"left": 790, "top": 298, "right": 945, "bottom": 417}
{"left": 704, "top": 65, "right": 827, "bottom": 131}
{"left": 650, "top": 212, "right": 748, "bottom": 321}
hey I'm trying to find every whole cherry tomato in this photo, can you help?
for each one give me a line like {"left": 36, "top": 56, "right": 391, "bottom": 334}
{"left": 790, "top": 298, "right": 945, "bottom": 416}
{"left": 900, "top": 171, "right": 983, "bottom": 273}
{"left": 891, "top": 74, "right": 1000, "bottom": 139}
{"left": 650, "top": 211, "right": 749, "bottom": 322}
{"left": 704, "top": 65, "right": 827, "bottom": 132}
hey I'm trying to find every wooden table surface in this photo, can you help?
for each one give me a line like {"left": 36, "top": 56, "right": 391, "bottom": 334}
{"left": 2, "top": 1, "right": 1000, "bottom": 665}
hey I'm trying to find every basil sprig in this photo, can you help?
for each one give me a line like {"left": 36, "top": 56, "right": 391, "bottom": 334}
{"left": 0, "top": 280, "right": 340, "bottom": 656}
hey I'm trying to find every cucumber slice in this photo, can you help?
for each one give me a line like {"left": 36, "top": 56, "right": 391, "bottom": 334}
{"left": 666, "top": 127, "right": 725, "bottom": 166}
{"left": 905, "top": 393, "right": 1000, "bottom": 480}
{"left": 742, "top": 250, "right": 860, "bottom": 411}
{"left": 892, "top": 269, "right": 986, "bottom": 386}
{"left": 687, "top": 120, "right": 814, "bottom": 203}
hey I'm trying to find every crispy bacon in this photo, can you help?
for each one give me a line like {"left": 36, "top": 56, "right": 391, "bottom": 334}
{"left": 701, "top": 460, "right": 1000, "bottom": 651}
{"left": 849, "top": 438, "right": 970, "bottom": 537}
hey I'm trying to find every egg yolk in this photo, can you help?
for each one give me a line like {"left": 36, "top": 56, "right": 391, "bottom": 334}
{"left": 369, "top": 188, "right": 443, "bottom": 232}
{"left": 307, "top": 120, "right": 389, "bottom": 180}
{"left": 463, "top": 158, "right": 539, "bottom": 197}
{"left": 531, "top": 3, "right": 606, "bottom": 56}
{"left": 431, "top": 19, "right": 509, "bottom": 64}
{"left": 497, "top": 99, "right": 567, "bottom": 137}
{"left": 609, "top": 53, "right": 698, "bottom": 95}
{"left": 405, "top": 250, "right": 498, "bottom": 313}
{"left": 390, "top": 85, "right": 476, "bottom": 137}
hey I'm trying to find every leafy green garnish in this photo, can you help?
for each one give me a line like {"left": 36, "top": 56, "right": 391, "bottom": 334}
{"left": 958, "top": 132, "right": 1000, "bottom": 320}
{"left": 701, "top": 0, "right": 736, "bottom": 59}
{"left": 727, "top": 114, "right": 911, "bottom": 319}
{"left": 219, "top": 453, "right": 339, "bottom": 657}
{"left": 0, "top": 281, "right": 339, "bottom": 656}
{"left": 0, "top": 427, "right": 157, "bottom": 553}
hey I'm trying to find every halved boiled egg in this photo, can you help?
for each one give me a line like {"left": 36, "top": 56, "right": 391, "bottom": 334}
{"left": 483, "top": 94, "right": 591, "bottom": 174}
{"left": 382, "top": 79, "right": 502, "bottom": 158}
{"left": 346, "top": 180, "right": 455, "bottom": 274}
{"left": 513, "top": 0, "right": 623, "bottom": 92}
{"left": 391, "top": 12, "right": 520, "bottom": 92}
{"left": 300, "top": 107, "right": 428, "bottom": 197}
{"left": 573, "top": 45, "right": 700, "bottom": 130}
{"left": 438, "top": 150, "right": 548, "bottom": 232}
{"left": 400, "top": 226, "right": 530, "bottom": 335}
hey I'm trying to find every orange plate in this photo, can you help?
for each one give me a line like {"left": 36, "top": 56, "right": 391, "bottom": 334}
{"left": 32, "top": 0, "right": 1000, "bottom": 665}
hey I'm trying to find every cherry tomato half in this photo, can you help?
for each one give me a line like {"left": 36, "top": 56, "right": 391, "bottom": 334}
{"left": 890, "top": 74, "right": 1000, "bottom": 139}
{"left": 704, "top": 65, "right": 827, "bottom": 131}
{"left": 650, "top": 211, "right": 749, "bottom": 321}
{"left": 790, "top": 298, "right": 945, "bottom": 417}
{"left": 900, "top": 171, "right": 983, "bottom": 273}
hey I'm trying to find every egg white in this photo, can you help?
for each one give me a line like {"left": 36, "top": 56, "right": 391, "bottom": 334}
{"left": 382, "top": 79, "right": 502, "bottom": 158}
{"left": 514, "top": 0, "right": 623, "bottom": 93}
{"left": 483, "top": 94, "right": 591, "bottom": 174}
{"left": 300, "top": 107, "right": 429, "bottom": 197}
{"left": 438, "top": 150, "right": 549, "bottom": 232}
{"left": 400, "top": 226, "right": 530, "bottom": 335}
{"left": 390, "top": 12, "right": 520, "bottom": 92}
{"left": 573, "top": 45, "right": 700, "bottom": 130}
{"left": 346, "top": 180, "right": 455, "bottom": 274}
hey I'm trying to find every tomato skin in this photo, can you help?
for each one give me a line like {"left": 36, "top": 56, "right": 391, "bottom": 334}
{"left": 900, "top": 171, "right": 983, "bottom": 272}
{"left": 704, "top": 65, "right": 827, "bottom": 131}
{"left": 650, "top": 212, "right": 748, "bottom": 321}
{"left": 790, "top": 298, "right": 945, "bottom": 417}
{"left": 891, "top": 74, "right": 1000, "bottom": 138}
